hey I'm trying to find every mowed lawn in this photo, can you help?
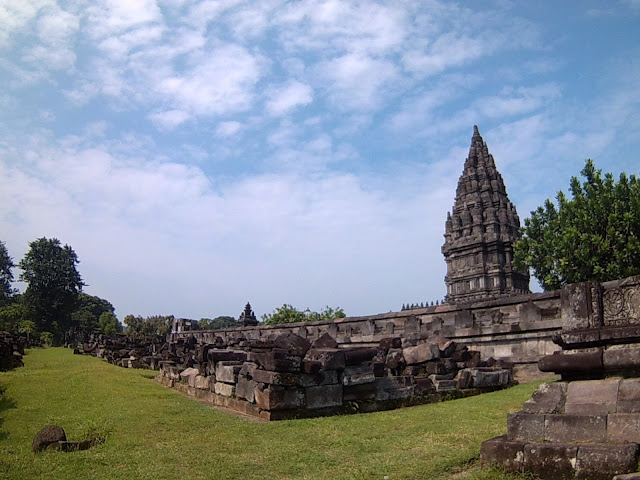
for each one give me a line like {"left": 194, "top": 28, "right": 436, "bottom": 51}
{"left": 0, "top": 348, "right": 540, "bottom": 480}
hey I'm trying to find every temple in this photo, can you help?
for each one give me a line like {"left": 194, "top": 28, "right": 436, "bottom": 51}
{"left": 238, "top": 302, "right": 258, "bottom": 326}
{"left": 442, "top": 126, "right": 530, "bottom": 303}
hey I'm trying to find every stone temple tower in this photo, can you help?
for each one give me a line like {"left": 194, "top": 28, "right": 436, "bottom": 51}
{"left": 442, "top": 126, "right": 530, "bottom": 303}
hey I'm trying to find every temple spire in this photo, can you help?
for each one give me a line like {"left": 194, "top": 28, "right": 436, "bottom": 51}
{"left": 442, "top": 126, "right": 530, "bottom": 303}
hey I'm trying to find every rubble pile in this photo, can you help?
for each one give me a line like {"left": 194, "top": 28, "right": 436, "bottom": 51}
{"left": 0, "top": 331, "right": 26, "bottom": 371}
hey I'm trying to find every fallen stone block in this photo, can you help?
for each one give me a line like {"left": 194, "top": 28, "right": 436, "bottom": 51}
{"left": 343, "top": 347, "right": 378, "bottom": 365}
{"left": 215, "top": 362, "right": 242, "bottom": 383}
{"left": 214, "top": 382, "right": 236, "bottom": 397}
{"left": 249, "top": 349, "right": 302, "bottom": 372}
{"left": 194, "top": 375, "right": 210, "bottom": 390}
{"left": 303, "top": 348, "right": 345, "bottom": 371}
{"left": 403, "top": 343, "right": 439, "bottom": 365}
{"left": 522, "top": 381, "right": 568, "bottom": 414}
{"left": 343, "top": 382, "right": 376, "bottom": 401}
{"left": 252, "top": 369, "right": 301, "bottom": 387}
{"left": 311, "top": 333, "right": 338, "bottom": 349}
{"left": 385, "top": 349, "right": 405, "bottom": 369}
{"left": 207, "top": 350, "right": 247, "bottom": 363}
{"left": 254, "top": 385, "right": 305, "bottom": 410}
{"left": 342, "top": 365, "right": 375, "bottom": 386}
{"left": 469, "top": 368, "right": 510, "bottom": 388}
{"left": 273, "top": 333, "right": 311, "bottom": 356}
{"left": 32, "top": 425, "right": 67, "bottom": 453}
{"left": 306, "top": 384, "right": 342, "bottom": 409}
{"left": 236, "top": 377, "right": 258, "bottom": 402}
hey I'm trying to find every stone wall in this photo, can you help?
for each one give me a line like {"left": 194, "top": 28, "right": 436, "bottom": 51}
{"left": 171, "top": 289, "right": 564, "bottom": 382}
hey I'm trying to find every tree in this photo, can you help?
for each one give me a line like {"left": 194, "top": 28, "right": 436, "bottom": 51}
{"left": 71, "top": 293, "right": 116, "bottom": 335}
{"left": 0, "top": 302, "right": 30, "bottom": 332}
{"left": 261, "top": 304, "right": 346, "bottom": 325}
{"left": 19, "top": 237, "right": 84, "bottom": 341}
{"left": 199, "top": 316, "right": 239, "bottom": 330}
{"left": 98, "top": 312, "right": 123, "bottom": 335}
{"left": 0, "top": 241, "right": 15, "bottom": 306}
{"left": 514, "top": 160, "right": 640, "bottom": 290}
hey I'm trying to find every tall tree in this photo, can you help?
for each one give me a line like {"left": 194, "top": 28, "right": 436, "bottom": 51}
{"left": 71, "top": 293, "right": 116, "bottom": 335}
{"left": 261, "top": 304, "right": 346, "bottom": 325}
{"left": 514, "top": 160, "right": 640, "bottom": 290}
{"left": 0, "top": 240, "right": 15, "bottom": 306}
{"left": 19, "top": 237, "right": 85, "bottom": 340}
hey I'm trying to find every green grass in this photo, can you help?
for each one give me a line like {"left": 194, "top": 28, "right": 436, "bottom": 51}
{"left": 0, "top": 348, "right": 542, "bottom": 480}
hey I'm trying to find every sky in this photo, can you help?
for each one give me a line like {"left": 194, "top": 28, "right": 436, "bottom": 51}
{"left": 1, "top": 0, "right": 639, "bottom": 321}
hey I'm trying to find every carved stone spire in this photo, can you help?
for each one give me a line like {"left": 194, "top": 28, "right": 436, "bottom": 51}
{"left": 442, "top": 126, "right": 530, "bottom": 303}
{"left": 238, "top": 302, "right": 258, "bottom": 326}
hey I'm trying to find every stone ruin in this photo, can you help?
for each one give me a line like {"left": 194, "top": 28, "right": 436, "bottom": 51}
{"left": 0, "top": 331, "right": 27, "bottom": 371}
{"left": 72, "top": 330, "right": 514, "bottom": 421}
{"left": 482, "top": 276, "right": 640, "bottom": 479}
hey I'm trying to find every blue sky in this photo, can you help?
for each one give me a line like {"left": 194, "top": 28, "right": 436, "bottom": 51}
{"left": 1, "top": 0, "right": 639, "bottom": 321}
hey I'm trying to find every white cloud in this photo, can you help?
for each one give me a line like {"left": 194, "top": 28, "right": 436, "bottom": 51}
{"left": 0, "top": 0, "right": 50, "bottom": 46}
{"left": 216, "top": 121, "right": 242, "bottom": 137}
{"left": 156, "top": 44, "right": 264, "bottom": 116}
{"left": 266, "top": 80, "right": 313, "bottom": 115}
{"left": 149, "top": 110, "right": 191, "bottom": 130}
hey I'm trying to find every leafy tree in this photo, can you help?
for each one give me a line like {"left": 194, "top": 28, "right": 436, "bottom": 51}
{"left": 18, "top": 320, "right": 37, "bottom": 343}
{"left": 262, "top": 304, "right": 346, "bottom": 325}
{"left": 0, "top": 241, "right": 15, "bottom": 306}
{"left": 199, "top": 316, "right": 239, "bottom": 330}
{"left": 514, "top": 160, "right": 640, "bottom": 290}
{"left": 123, "top": 314, "right": 144, "bottom": 337}
{"left": 98, "top": 312, "right": 123, "bottom": 335}
{"left": 71, "top": 293, "right": 116, "bottom": 335}
{"left": 19, "top": 237, "right": 85, "bottom": 341}
{"left": 123, "top": 314, "right": 172, "bottom": 337}
{"left": 0, "top": 302, "right": 30, "bottom": 332}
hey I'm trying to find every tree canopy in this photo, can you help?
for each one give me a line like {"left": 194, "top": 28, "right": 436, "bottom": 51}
{"left": 123, "top": 314, "right": 174, "bottom": 337}
{"left": 514, "top": 160, "right": 640, "bottom": 290}
{"left": 199, "top": 316, "right": 239, "bottom": 330}
{"left": 0, "top": 241, "right": 15, "bottom": 306}
{"left": 18, "top": 237, "right": 85, "bottom": 341}
{"left": 71, "top": 293, "right": 117, "bottom": 336}
{"left": 261, "top": 305, "right": 346, "bottom": 325}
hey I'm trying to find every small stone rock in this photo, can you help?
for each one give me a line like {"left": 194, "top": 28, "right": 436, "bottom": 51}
{"left": 32, "top": 425, "right": 67, "bottom": 453}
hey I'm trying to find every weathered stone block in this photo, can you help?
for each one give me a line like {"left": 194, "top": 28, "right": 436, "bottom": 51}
{"left": 480, "top": 435, "right": 524, "bottom": 472}
{"left": 385, "top": 349, "right": 405, "bottom": 369}
{"left": 375, "top": 376, "right": 415, "bottom": 400}
{"left": 544, "top": 414, "right": 607, "bottom": 443}
{"left": 608, "top": 413, "right": 640, "bottom": 443}
{"left": 343, "top": 347, "right": 378, "bottom": 365}
{"left": 194, "top": 375, "right": 210, "bottom": 390}
{"left": 575, "top": 443, "right": 639, "bottom": 480}
{"left": 179, "top": 367, "right": 199, "bottom": 382}
{"left": 251, "top": 369, "right": 301, "bottom": 386}
{"left": 523, "top": 443, "right": 578, "bottom": 480}
{"left": 214, "top": 382, "right": 235, "bottom": 397}
{"left": 207, "top": 350, "right": 247, "bottom": 363}
{"left": 215, "top": 362, "right": 242, "bottom": 384}
{"left": 312, "top": 333, "right": 338, "bottom": 349}
{"left": 415, "top": 377, "right": 435, "bottom": 394}
{"left": 565, "top": 378, "right": 620, "bottom": 415}
{"left": 433, "top": 379, "right": 457, "bottom": 392}
{"left": 299, "top": 370, "right": 339, "bottom": 387}
{"left": 303, "top": 348, "right": 345, "bottom": 371}
{"left": 305, "top": 384, "right": 342, "bottom": 409}
{"left": 561, "top": 281, "right": 603, "bottom": 330}
{"left": 342, "top": 365, "right": 375, "bottom": 386}
{"left": 379, "top": 337, "right": 402, "bottom": 351}
{"left": 239, "top": 362, "right": 258, "bottom": 379}
{"left": 273, "top": 332, "right": 311, "bottom": 356}
{"left": 507, "top": 412, "right": 545, "bottom": 443}
{"left": 403, "top": 343, "right": 439, "bottom": 365}
{"left": 249, "top": 349, "right": 302, "bottom": 372}
{"left": 236, "top": 377, "right": 257, "bottom": 403}
{"left": 469, "top": 368, "right": 510, "bottom": 388}
{"left": 343, "top": 382, "right": 376, "bottom": 401}
{"left": 604, "top": 348, "right": 640, "bottom": 371}
{"left": 523, "top": 381, "right": 567, "bottom": 414}
{"left": 618, "top": 378, "right": 640, "bottom": 413}
{"left": 254, "top": 385, "right": 305, "bottom": 410}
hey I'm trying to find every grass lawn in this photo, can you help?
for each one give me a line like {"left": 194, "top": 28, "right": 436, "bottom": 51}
{"left": 0, "top": 347, "right": 541, "bottom": 480}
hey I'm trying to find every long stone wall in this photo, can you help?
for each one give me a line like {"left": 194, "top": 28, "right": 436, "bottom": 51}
{"left": 172, "top": 289, "right": 564, "bottom": 382}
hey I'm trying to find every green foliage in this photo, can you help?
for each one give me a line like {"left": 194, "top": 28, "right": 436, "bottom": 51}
{"left": 0, "top": 302, "right": 30, "bottom": 332}
{"left": 40, "top": 331, "right": 54, "bottom": 346}
{"left": 123, "top": 314, "right": 173, "bottom": 337}
{"left": 0, "top": 347, "right": 540, "bottom": 480}
{"left": 18, "top": 237, "right": 85, "bottom": 341}
{"left": 515, "top": 160, "right": 640, "bottom": 290}
{"left": 199, "top": 315, "right": 239, "bottom": 330}
{"left": 262, "top": 304, "right": 346, "bottom": 325}
{"left": 0, "top": 240, "right": 15, "bottom": 306}
{"left": 71, "top": 293, "right": 116, "bottom": 336}
{"left": 98, "top": 312, "right": 123, "bottom": 335}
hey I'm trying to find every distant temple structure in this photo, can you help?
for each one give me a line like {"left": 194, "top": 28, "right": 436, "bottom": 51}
{"left": 442, "top": 126, "right": 530, "bottom": 303}
{"left": 238, "top": 302, "right": 258, "bottom": 326}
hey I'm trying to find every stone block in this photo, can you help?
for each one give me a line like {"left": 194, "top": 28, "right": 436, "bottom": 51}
{"left": 343, "top": 347, "right": 378, "bottom": 365}
{"left": 273, "top": 332, "right": 311, "bottom": 356}
{"left": 194, "top": 375, "right": 210, "bottom": 390}
{"left": 575, "top": 443, "right": 639, "bottom": 480}
{"left": 433, "top": 379, "right": 457, "bottom": 392}
{"left": 215, "top": 362, "right": 242, "bottom": 384}
{"left": 469, "top": 368, "right": 510, "bottom": 388}
{"left": 214, "top": 382, "right": 235, "bottom": 397}
{"left": 604, "top": 347, "right": 640, "bottom": 371}
{"left": 375, "top": 376, "right": 415, "bottom": 400}
{"left": 254, "top": 385, "right": 305, "bottom": 411}
{"left": 456, "top": 369, "right": 472, "bottom": 389}
{"left": 179, "top": 367, "right": 199, "bottom": 381}
{"left": 303, "top": 348, "right": 345, "bottom": 371}
{"left": 415, "top": 377, "right": 435, "bottom": 394}
{"left": 207, "top": 350, "right": 247, "bottom": 363}
{"left": 251, "top": 369, "right": 300, "bottom": 386}
{"left": 566, "top": 378, "right": 621, "bottom": 415}
{"left": 385, "top": 349, "right": 405, "bottom": 369}
{"left": 523, "top": 443, "right": 578, "bottom": 480}
{"left": 312, "top": 333, "right": 338, "bottom": 349}
{"left": 480, "top": 435, "right": 524, "bottom": 472}
{"left": 379, "top": 337, "right": 402, "bottom": 351}
{"left": 507, "top": 412, "right": 545, "bottom": 443}
{"left": 239, "top": 362, "right": 258, "bottom": 379}
{"left": 544, "top": 414, "right": 607, "bottom": 443}
{"left": 343, "top": 383, "right": 376, "bottom": 401}
{"left": 342, "top": 366, "right": 375, "bottom": 386}
{"left": 299, "top": 370, "right": 339, "bottom": 387}
{"left": 523, "top": 381, "right": 568, "bottom": 414}
{"left": 608, "top": 413, "right": 640, "bottom": 443}
{"left": 305, "top": 384, "right": 343, "bottom": 410}
{"left": 236, "top": 377, "right": 257, "bottom": 403}
{"left": 561, "top": 281, "right": 603, "bottom": 330}
{"left": 403, "top": 343, "right": 439, "bottom": 365}
{"left": 618, "top": 378, "right": 640, "bottom": 413}
{"left": 249, "top": 349, "right": 302, "bottom": 372}
{"left": 613, "top": 474, "right": 640, "bottom": 480}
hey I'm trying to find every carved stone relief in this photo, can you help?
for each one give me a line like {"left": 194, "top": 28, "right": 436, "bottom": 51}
{"left": 603, "top": 285, "right": 640, "bottom": 326}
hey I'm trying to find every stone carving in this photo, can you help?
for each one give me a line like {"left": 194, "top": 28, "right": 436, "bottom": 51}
{"left": 442, "top": 126, "right": 530, "bottom": 303}
{"left": 603, "top": 285, "right": 640, "bottom": 326}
